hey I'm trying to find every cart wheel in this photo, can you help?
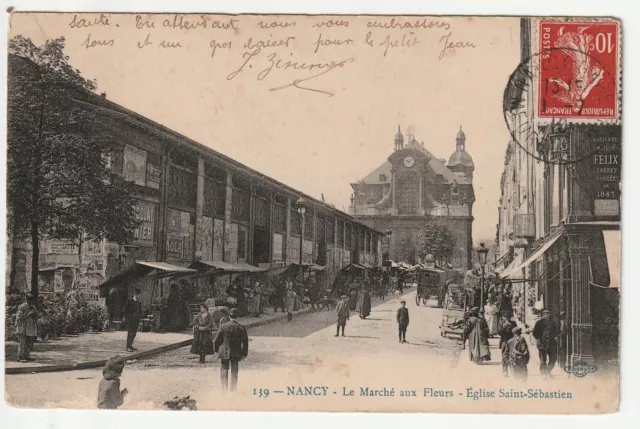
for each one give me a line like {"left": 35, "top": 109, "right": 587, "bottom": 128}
{"left": 415, "top": 295, "right": 420, "bottom": 306}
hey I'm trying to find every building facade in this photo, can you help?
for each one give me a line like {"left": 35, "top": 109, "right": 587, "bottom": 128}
{"left": 8, "top": 54, "right": 384, "bottom": 303}
{"left": 348, "top": 127, "right": 475, "bottom": 269}
{"left": 495, "top": 18, "right": 621, "bottom": 368}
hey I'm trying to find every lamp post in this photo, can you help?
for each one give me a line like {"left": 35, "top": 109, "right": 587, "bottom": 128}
{"left": 476, "top": 243, "right": 489, "bottom": 309}
{"left": 294, "top": 198, "right": 307, "bottom": 283}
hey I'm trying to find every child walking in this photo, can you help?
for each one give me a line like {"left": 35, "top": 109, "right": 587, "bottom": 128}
{"left": 97, "top": 357, "right": 128, "bottom": 409}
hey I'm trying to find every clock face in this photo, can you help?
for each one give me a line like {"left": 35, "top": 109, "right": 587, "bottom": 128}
{"left": 404, "top": 156, "right": 415, "bottom": 168}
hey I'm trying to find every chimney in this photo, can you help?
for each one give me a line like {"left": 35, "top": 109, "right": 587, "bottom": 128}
{"left": 100, "top": 92, "right": 107, "bottom": 98}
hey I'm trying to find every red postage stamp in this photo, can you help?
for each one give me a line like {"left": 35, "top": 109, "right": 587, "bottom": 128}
{"left": 539, "top": 20, "right": 619, "bottom": 119}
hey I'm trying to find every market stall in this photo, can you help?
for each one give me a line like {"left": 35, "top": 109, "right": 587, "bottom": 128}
{"left": 98, "top": 261, "right": 197, "bottom": 332}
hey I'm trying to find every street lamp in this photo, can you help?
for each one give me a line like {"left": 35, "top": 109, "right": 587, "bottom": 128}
{"left": 476, "top": 243, "right": 489, "bottom": 309}
{"left": 294, "top": 197, "right": 308, "bottom": 283}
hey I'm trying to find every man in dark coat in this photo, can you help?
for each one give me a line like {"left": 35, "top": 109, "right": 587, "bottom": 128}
{"left": 498, "top": 312, "right": 518, "bottom": 377}
{"left": 124, "top": 288, "right": 143, "bottom": 352}
{"left": 335, "top": 295, "right": 350, "bottom": 337}
{"left": 214, "top": 308, "right": 249, "bottom": 392}
{"left": 396, "top": 300, "right": 409, "bottom": 343}
{"left": 532, "top": 309, "right": 558, "bottom": 378}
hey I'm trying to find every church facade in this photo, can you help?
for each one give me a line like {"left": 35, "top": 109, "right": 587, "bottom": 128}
{"left": 348, "top": 127, "right": 475, "bottom": 269}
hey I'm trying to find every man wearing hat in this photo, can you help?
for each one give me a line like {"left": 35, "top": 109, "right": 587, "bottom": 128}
{"left": 335, "top": 295, "right": 350, "bottom": 337}
{"left": 214, "top": 308, "right": 249, "bottom": 392}
{"left": 498, "top": 312, "right": 518, "bottom": 377}
{"left": 506, "top": 326, "right": 529, "bottom": 380}
{"left": 15, "top": 292, "right": 38, "bottom": 362}
{"left": 396, "top": 300, "right": 409, "bottom": 343}
{"left": 532, "top": 309, "right": 558, "bottom": 378}
{"left": 124, "top": 288, "right": 143, "bottom": 352}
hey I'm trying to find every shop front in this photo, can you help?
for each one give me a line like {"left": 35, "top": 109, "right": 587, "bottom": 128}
{"left": 503, "top": 222, "right": 619, "bottom": 368}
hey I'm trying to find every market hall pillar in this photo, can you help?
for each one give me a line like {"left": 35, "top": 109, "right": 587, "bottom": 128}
{"left": 567, "top": 228, "right": 595, "bottom": 366}
{"left": 194, "top": 156, "right": 205, "bottom": 262}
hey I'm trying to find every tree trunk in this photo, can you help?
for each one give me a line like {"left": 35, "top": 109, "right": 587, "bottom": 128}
{"left": 30, "top": 221, "right": 39, "bottom": 304}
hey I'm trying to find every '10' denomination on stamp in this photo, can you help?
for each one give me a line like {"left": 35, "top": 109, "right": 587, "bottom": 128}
{"left": 539, "top": 20, "right": 619, "bottom": 119}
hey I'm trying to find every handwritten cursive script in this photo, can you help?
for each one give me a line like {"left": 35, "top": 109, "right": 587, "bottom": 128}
{"left": 438, "top": 31, "right": 476, "bottom": 60}
{"left": 269, "top": 57, "right": 355, "bottom": 97}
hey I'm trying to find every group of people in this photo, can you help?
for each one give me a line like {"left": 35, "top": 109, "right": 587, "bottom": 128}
{"left": 99, "top": 305, "right": 249, "bottom": 409}
{"left": 334, "top": 293, "right": 410, "bottom": 343}
{"left": 461, "top": 300, "right": 561, "bottom": 382}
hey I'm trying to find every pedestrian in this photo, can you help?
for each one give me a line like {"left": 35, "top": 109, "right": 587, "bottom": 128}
{"left": 249, "top": 281, "right": 262, "bottom": 317}
{"left": 124, "top": 288, "right": 143, "bottom": 352}
{"left": 498, "top": 312, "right": 518, "bottom": 377}
{"left": 214, "top": 308, "right": 249, "bottom": 392}
{"left": 191, "top": 303, "right": 215, "bottom": 364}
{"left": 285, "top": 283, "right": 296, "bottom": 322}
{"left": 484, "top": 299, "right": 499, "bottom": 337}
{"left": 359, "top": 288, "right": 371, "bottom": 319}
{"left": 97, "top": 357, "right": 128, "bottom": 409}
{"left": 506, "top": 327, "right": 530, "bottom": 381}
{"left": 532, "top": 309, "right": 558, "bottom": 378}
{"left": 463, "top": 307, "right": 491, "bottom": 364}
{"left": 437, "top": 281, "right": 447, "bottom": 308}
{"left": 15, "top": 292, "right": 38, "bottom": 362}
{"left": 335, "top": 295, "right": 350, "bottom": 337}
{"left": 397, "top": 300, "right": 409, "bottom": 343}
{"left": 348, "top": 286, "right": 358, "bottom": 311}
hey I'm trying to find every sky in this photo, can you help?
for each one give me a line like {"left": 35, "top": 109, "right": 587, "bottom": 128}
{"left": 9, "top": 13, "right": 521, "bottom": 243}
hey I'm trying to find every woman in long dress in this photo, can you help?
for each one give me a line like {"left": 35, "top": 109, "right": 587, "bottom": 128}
{"left": 463, "top": 307, "right": 491, "bottom": 364}
{"left": 190, "top": 304, "right": 214, "bottom": 364}
{"left": 286, "top": 284, "right": 297, "bottom": 322}
{"left": 484, "top": 300, "right": 499, "bottom": 337}
{"left": 507, "top": 326, "right": 530, "bottom": 380}
{"left": 359, "top": 289, "right": 371, "bottom": 319}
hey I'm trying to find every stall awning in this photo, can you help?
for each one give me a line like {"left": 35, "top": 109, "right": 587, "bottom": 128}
{"left": 603, "top": 230, "right": 620, "bottom": 289}
{"left": 99, "top": 261, "right": 196, "bottom": 296}
{"left": 235, "top": 262, "right": 268, "bottom": 273}
{"left": 136, "top": 261, "right": 197, "bottom": 273}
{"left": 190, "top": 260, "right": 267, "bottom": 274}
{"left": 500, "top": 253, "right": 524, "bottom": 279}
{"left": 510, "top": 229, "right": 564, "bottom": 275}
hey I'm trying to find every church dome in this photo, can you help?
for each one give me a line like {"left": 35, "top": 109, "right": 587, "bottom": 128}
{"left": 448, "top": 126, "right": 474, "bottom": 168}
{"left": 447, "top": 150, "right": 474, "bottom": 168}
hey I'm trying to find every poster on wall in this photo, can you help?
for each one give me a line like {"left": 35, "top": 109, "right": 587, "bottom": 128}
{"left": 53, "top": 270, "right": 64, "bottom": 293}
{"left": 213, "top": 218, "right": 224, "bottom": 261}
{"left": 123, "top": 144, "right": 147, "bottom": 186}
{"left": 133, "top": 201, "right": 156, "bottom": 246}
{"left": 166, "top": 208, "right": 194, "bottom": 259}
{"left": 198, "top": 216, "right": 214, "bottom": 261}
{"left": 303, "top": 240, "right": 313, "bottom": 264}
{"left": 225, "top": 223, "right": 239, "bottom": 263}
{"left": 272, "top": 233, "right": 283, "bottom": 262}
{"left": 146, "top": 152, "right": 162, "bottom": 189}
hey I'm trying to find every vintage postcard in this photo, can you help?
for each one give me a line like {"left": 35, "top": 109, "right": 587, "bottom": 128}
{"left": 4, "top": 13, "right": 621, "bottom": 414}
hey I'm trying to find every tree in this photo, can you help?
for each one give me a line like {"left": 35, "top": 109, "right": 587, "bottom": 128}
{"left": 418, "top": 223, "right": 457, "bottom": 266}
{"left": 8, "top": 36, "right": 140, "bottom": 301}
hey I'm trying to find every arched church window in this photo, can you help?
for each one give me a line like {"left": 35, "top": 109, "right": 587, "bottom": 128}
{"left": 398, "top": 173, "right": 419, "bottom": 214}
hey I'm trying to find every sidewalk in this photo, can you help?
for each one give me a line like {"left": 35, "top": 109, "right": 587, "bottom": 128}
{"left": 5, "top": 305, "right": 313, "bottom": 374}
